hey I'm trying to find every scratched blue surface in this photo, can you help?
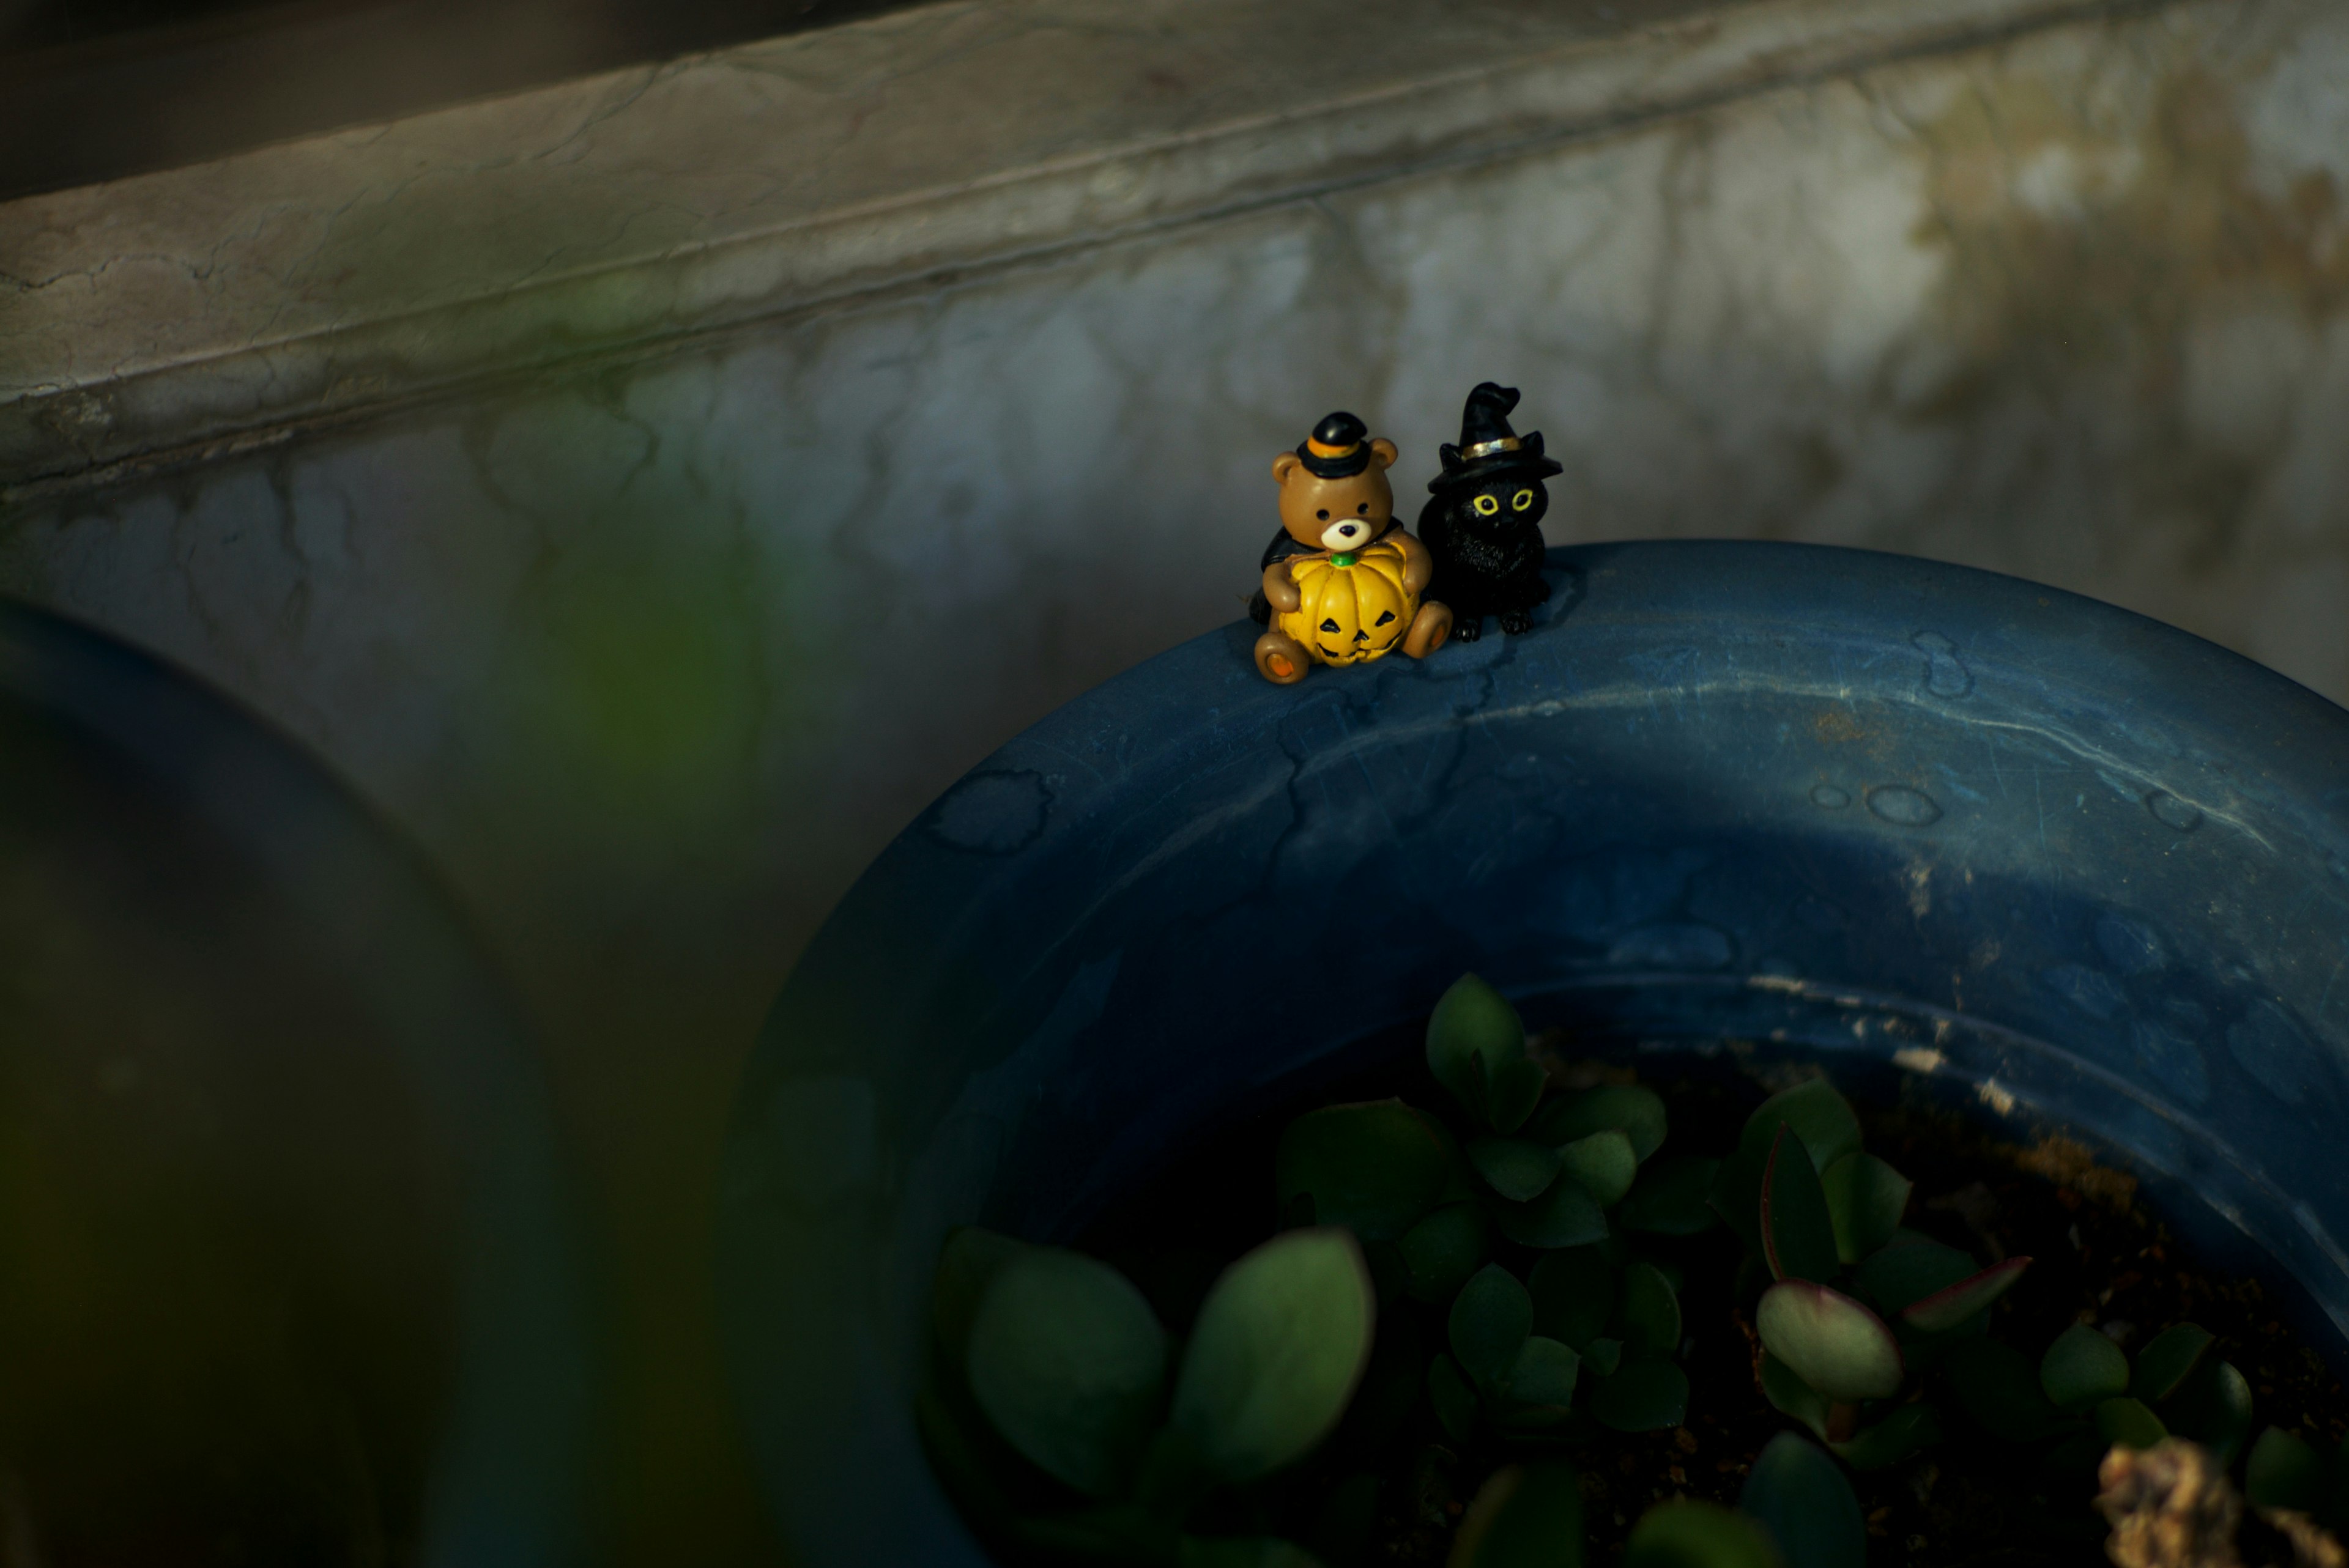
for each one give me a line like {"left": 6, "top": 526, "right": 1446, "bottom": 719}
{"left": 718, "top": 541, "right": 2349, "bottom": 1567}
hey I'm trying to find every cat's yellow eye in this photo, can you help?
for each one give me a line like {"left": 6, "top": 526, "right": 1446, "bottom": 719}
{"left": 1512, "top": 489, "right": 1535, "bottom": 512}
{"left": 1472, "top": 494, "right": 1501, "bottom": 516}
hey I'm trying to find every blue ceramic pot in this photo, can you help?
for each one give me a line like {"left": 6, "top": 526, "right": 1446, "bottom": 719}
{"left": 719, "top": 541, "right": 2349, "bottom": 1566}
{"left": 0, "top": 604, "right": 598, "bottom": 1567}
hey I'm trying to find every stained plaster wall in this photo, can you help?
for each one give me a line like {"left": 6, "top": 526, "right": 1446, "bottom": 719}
{"left": 2, "top": 0, "right": 2346, "bottom": 1558}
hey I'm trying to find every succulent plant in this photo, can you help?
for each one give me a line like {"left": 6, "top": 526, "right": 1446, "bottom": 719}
{"left": 1447, "top": 1432, "right": 1868, "bottom": 1568}
{"left": 923, "top": 1225, "right": 1376, "bottom": 1565}
{"left": 1932, "top": 1314, "right": 2253, "bottom": 1478}
{"left": 1710, "top": 1076, "right": 2021, "bottom": 1467}
{"left": 1444, "top": 1460, "right": 1586, "bottom": 1568}
{"left": 1280, "top": 974, "right": 1703, "bottom": 1444}
{"left": 1734, "top": 1432, "right": 1867, "bottom": 1568}
{"left": 2244, "top": 1422, "right": 2349, "bottom": 1533}
{"left": 924, "top": 971, "right": 2305, "bottom": 1568}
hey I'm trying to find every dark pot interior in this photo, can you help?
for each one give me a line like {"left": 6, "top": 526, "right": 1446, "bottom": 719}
{"left": 718, "top": 539, "right": 2349, "bottom": 1567}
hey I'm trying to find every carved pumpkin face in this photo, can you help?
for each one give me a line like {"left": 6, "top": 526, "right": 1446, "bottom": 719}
{"left": 1277, "top": 538, "right": 1420, "bottom": 666}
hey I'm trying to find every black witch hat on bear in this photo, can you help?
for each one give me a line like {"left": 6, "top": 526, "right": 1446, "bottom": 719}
{"left": 1418, "top": 382, "right": 1564, "bottom": 640}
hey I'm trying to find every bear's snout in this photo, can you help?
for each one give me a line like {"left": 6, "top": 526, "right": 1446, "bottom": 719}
{"left": 1319, "top": 517, "right": 1373, "bottom": 550}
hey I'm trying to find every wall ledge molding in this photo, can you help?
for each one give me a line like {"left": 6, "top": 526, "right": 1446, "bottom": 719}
{"left": 0, "top": 0, "right": 2159, "bottom": 503}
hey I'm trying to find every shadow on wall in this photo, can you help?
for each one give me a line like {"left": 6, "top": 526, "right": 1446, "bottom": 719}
{"left": 1900, "top": 64, "right": 2349, "bottom": 683}
{"left": 0, "top": 0, "right": 923, "bottom": 199}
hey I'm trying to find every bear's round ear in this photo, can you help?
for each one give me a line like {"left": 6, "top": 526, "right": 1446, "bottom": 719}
{"left": 1271, "top": 451, "right": 1301, "bottom": 484}
{"left": 1369, "top": 437, "right": 1399, "bottom": 470}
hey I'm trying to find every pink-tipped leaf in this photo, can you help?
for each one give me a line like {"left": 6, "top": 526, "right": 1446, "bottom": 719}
{"left": 1900, "top": 1256, "right": 2031, "bottom": 1334}
{"left": 1756, "top": 1279, "right": 1904, "bottom": 1402}
{"left": 1759, "top": 1123, "right": 1839, "bottom": 1285}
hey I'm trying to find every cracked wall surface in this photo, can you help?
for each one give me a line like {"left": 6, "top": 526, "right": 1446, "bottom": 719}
{"left": 1, "top": 0, "right": 2345, "bottom": 1559}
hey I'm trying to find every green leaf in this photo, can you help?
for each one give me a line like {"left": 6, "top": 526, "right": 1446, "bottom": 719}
{"left": 1741, "top": 1433, "right": 1864, "bottom": 1568}
{"left": 1582, "top": 1337, "right": 1624, "bottom": 1378}
{"left": 1488, "top": 1058, "right": 1550, "bottom": 1137}
{"left": 1614, "top": 1260, "right": 1682, "bottom": 1358}
{"left": 1622, "top": 1156, "right": 1721, "bottom": 1236}
{"left": 933, "top": 1226, "right": 1033, "bottom": 1370}
{"left": 1761, "top": 1124, "right": 1840, "bottom": 1285}
{"left": 1819, "top": 1154, "right": 1910, "bottom": 1265}
{"left": 1712, "top": 1081, "right": 1863, "bottom": 1252}
{"left": 1529, "top": 1247, "right": 1616, "bottom": 1350}
{"left": 1452, "top": 1262, "right": 1536, "bottom": 1388}
{"left": 1759, "top": 1352, "right": 1829, "bottom": 1440}
{"left": 1587, "top": 1355, "right": 1690, "bottom": 1432}
{"left": 1425, "top": 1117, "right": 1480, "bottom": 1206}
{"left": 1181, "top": 1536, "right": 1327, "bottom": 1568}
{"left": 1890, "top": 1312, "right": 1987, "bottom": 1377}
{"left": 2130, "top": 1323, "right": 2215, "bottom": 1405}
{"left": 1401, "top": 1203, "right": 1492, "bottom": 1304}
{"left": 1557, "top": 1130, "right": 1639, "bottom": 1207}
{"left": 1450, "top": 1462, "right": 1586, "bottom": 1568}
{"left": 1490, "top": 1403, "right": 1590, "bottom": 1439}
{"left": 1831, "top": 1403, "right": 1942, "bottom": 1471}
{"left": 1496, "top": 1173, "right": 1609, "bottom": 1249}
{"left": 2095, "top": 1397, "right": 2167, "bottom": 1452}
{"left": 1506, "top": 1336, "right": 1583, "bottom": 1411}
{"left": 1901, "top": 1257, "right": 2030, "bottom": 1334}
{"left": 2248, "top": 1427, "right": 2327, "bottom": 1514}
{"left": 1624, "top": 1500, "right": 1779, "bottom": 1568}
{"left": 2166, "top": 1357, "right": 2254, "bottom": 1466}
{"left": 2040, "top": 1323, "right": 2130, "bottom": 1411}
{"left": 1132, "top": 1425, "right": 1222, "bottom": 1523}
{"left": 1277, "top": 1101, "right": 1453, "bottom": 1241}
{"left": 1738, "top": 1079, "right": 1860, "bottom": 1174}
{"left": 1170, "top": 1228, "right": 1375, "bottom": 1484}
{"left": 1428, "top": 1352, "right": 1479, "bottom": 1443}
{"left": 1854, "top": 1239, "right": 1978, "bottom": 1317}
{"left": 1756, "top": 1280, "right": 1902, "bottom": 1402}
{"left": 1472, "top": 1137, "right": 1565, "bottom": 1202}
{"left": 1533, "top": 1085, "right": 1669, "bottom": 1163}
{"left": 1941, "top": 1338, "right": 2065, "bottom": 1443}
{"left": 1708, "top": 1155, "right": 1765, "bottom": 1255}
{"left": 967, "top": 1248, "right": 1170, "bottom": 1496}
{"left": 1429, "top": 975, "right": 1529, "bottom": 1123}
{"left": 1744, "top": 1079, "right": 1863, "bottom": 1171}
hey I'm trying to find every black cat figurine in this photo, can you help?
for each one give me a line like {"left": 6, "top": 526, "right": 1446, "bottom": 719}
{"left": 1417, "top": 382, "right": 1564, "bottom": 640}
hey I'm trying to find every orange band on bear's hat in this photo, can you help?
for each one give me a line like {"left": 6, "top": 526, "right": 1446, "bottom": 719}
{"left": 1306, "top": 436, "right": 1360, "bottom": 459}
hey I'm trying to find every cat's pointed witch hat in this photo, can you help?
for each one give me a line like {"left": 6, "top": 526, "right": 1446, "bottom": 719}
{"left": 1428, "top": 382, "right": 1564, "bottom": 492}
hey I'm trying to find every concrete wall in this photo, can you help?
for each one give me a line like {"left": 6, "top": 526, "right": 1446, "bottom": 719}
{"left": 4, "top": 0, "right": 2345, "bottom": 1557}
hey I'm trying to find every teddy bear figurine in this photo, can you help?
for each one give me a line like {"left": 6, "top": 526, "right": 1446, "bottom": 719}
{"left": 1247, "top": 411, "right": 1453, "bottom": 684}
{"left": 1417, "top": 382, "right": 1564, "bottom": 640}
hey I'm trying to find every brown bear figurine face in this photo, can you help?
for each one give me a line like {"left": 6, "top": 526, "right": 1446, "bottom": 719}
{"left": 1272, "top": 432, "right": 1400, "bottom": 553}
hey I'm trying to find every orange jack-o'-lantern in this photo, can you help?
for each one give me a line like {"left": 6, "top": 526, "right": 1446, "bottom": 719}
{"left": 1277, "top": 538, "right": 1420, "bottom": 667}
